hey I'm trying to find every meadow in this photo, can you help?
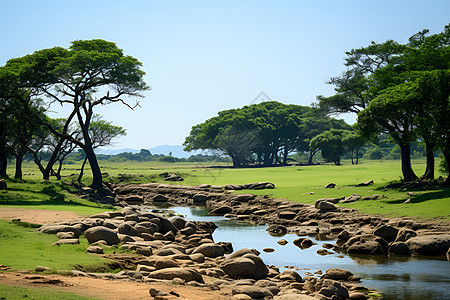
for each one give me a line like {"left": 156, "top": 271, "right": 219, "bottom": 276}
{"left": 2, "top": 158, "right": 449, "bottom": 220}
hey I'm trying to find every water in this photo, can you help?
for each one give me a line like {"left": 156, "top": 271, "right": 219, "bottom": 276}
{"left": 163, "top": 206, "right": 450, "bottom": 300}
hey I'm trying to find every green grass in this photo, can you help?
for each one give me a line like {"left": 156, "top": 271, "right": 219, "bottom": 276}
{"left": 0, "top": 220, "right": 113, "bottom": 271}
{"left": 4, "top": 159, "right": 450, "bottom": 220}
{"left": 0, "top": 284, "right": 98, "bottom": 300}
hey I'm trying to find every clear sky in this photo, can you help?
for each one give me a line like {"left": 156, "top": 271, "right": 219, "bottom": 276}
{"left": 1, "top": 0, "right": 449, "bottom": 149}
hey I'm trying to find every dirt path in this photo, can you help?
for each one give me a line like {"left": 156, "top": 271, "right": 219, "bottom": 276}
{"left": 0, "top": 208, "right": 82, "bottom": 225}
{"left": 0, "top": 272, "right": 231, "bottom": 300}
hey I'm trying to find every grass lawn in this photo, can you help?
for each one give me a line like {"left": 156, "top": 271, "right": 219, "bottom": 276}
{"left": 0, "top": 284, "right": 98, "bottom": 300}
{"left": 0, "top": 220, "right": 117, "bottom": 271}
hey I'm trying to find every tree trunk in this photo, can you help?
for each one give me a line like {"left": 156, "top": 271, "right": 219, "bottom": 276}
{"left": 355, "top": 148, "right": 359, "bottom": 165}
{"left": 422, "top": 140, "right": 435, "bottom": 180}
{"left": 400, "top": 143, "right": 418, "bottom": 182}
{"left": 14, "top": 154, "right": 23, "bottom": 180}
{"left": 350, "top": 150, "right": 354, "bottom": 165}
{"left": 282, "top": 147, "right": 288, "bottom": 166}
{"left": 83, "top": 144, "right": 103, "bottom": 191}
{"left": 442, "top": 144, "right": 450, "bottom": 187}
{"left": 0, "top": 151, "right": 7, "bottom": 178}
{"left": 77, "top": 157, "right": 88, "bottom": 182}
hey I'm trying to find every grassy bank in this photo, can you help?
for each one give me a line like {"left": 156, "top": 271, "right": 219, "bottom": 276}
{"left": 0, "top": 284, "right": 98, "bottom": 300}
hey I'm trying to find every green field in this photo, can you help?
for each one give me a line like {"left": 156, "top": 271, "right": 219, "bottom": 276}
{"left": 0, "top": 284, "right": 98, "bottom": 300}
{"left": 2, "top": 158, "right": 449, "bottom": 220}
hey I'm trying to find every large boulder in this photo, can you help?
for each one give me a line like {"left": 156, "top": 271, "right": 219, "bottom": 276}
{"left": 192, "top": 243, "right": 225, "bottom": 258}
{"left": 118, "top": 223, "right": 138, "bottom": 236}
{"left": 373, "top": 224, "right": 399, "bottom": 243}
{"left": 279, "top": 270, "right": 303, "bottom": 282}
{"left": 344, "top": 234, "right": 387, "bottom": 255}
{"left": 406, "top": 234, "right": 450, "bottom": 256}
{"left": 322, "top": 268, "right": 353, "bottom": 281}
{"left": 395, "top": 228, "right": 417, "bottom": 242}
{"left": 209, "top": 205, "right": 233, "bottom": 215}
{"left": 148, "top": 267, "right": 203, "bottom": 282}
{"left": 315, "top": 200, "right": 337, "bottom": 211}
{"left": 317, "top": 279, "right": 350, "bottom": 300}
{"left": 84, "top": 226, "right": 119, "bottom": 245}
{"left": 278, "top": 211, "right": 297, "bottom": 220}
{"left": 220, "top": 251, "right": 268, "bottom": 280}
{"left": 388, "top": 242, "right": 410, "bottom": 255}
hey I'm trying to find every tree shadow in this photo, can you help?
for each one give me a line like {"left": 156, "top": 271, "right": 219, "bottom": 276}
{"left": 384, "top": 189, "right": 450, "bottom": 204}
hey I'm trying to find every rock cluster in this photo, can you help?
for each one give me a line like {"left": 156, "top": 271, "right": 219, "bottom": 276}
{"left": 39, "top": 206, "right": 376, "bottom": 299}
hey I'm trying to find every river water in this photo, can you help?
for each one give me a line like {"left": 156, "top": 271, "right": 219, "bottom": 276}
{"left": 158, "top": 206, "right": 449, "bottom": 300}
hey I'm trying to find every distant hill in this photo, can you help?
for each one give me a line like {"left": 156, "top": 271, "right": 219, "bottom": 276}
{"left": 96, "top": 145, "right": 203, "bottom": 158}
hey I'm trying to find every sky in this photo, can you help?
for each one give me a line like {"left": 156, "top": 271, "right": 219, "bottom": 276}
{"left": 1, "top": 0, "right": 449, "bottom": 150}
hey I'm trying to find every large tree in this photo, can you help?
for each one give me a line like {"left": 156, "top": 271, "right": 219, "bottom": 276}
{"left": 5, "top": 39, "right": 148, "bottom": 192}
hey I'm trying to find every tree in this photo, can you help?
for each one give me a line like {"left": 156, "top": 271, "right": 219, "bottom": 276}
{"left": 358, "top": 83, "right": 419, "bottom": 181}
{"left": 309, "top": 129, "right": 348, "bottom": 166}
{"left": 343, "top": 130, "right": 366, "bottom": 164}
{"left": 316, "top": 40, "right": 405, "bottom": 115}
{"left": 5, "top": 39, "right": 148, "bottom": 192}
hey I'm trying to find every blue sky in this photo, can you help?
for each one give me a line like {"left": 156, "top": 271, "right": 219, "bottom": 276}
{"left": 1, "top": 0, "right": 449, "bottom": 149}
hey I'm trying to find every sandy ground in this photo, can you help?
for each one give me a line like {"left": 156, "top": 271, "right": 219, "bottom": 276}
{"left": 0, "top": 208, "right": 232, "bottom": 299}
{"left": 0, "top": 207, "right": 82, "bottom": 225}
{"left": 0, "top": 272, "right": 232, "bottom": 300}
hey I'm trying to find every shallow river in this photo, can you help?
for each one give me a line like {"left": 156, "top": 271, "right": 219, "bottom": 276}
{"left": 159, "top": 206, "right": 449, "bottom": 300}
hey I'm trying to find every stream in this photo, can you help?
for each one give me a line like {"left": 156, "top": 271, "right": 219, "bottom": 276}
{"left": 157, "top": 205, "right": 450, "bottom": 300}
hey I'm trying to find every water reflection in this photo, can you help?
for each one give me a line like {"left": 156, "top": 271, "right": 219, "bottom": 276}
{"left": 162, "top": 206, "right": 450, "bottom": 300}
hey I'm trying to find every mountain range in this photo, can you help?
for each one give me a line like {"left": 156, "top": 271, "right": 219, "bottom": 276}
{"left": 96, "top": 145, "right": 203, "bottom": 158}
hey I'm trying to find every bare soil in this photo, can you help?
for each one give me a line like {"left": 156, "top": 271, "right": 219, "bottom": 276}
{"left": 0, "top": 207, "right": 82, "bottom": 225}
{"left": 0, "top": 272, "right": 231, "bottom": 300}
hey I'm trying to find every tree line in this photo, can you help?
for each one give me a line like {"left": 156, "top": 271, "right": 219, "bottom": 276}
{"left": 184, "top": 24, "right": 450, "bottom": 185}
{"left": 0, "top": 39, "right": 148, "bottom": 193}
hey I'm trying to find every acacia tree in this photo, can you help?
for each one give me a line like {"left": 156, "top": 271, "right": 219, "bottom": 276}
{"left": 5, "top": 39, "right": 148, "bottom": 192}
{"left": 358, "top": 83, "right": 419, "bottom": 181}
{"left": 309, "top": 129, "right": 349, "bottom": 166}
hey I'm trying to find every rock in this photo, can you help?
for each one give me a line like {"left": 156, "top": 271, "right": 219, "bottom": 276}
{"left": 349, "top": 292, "right": 368, "bottom": 299}
{"left": 362, "top": 194, "right": 379, "bottom": 200}
{"left": 86, "top": 246, "right": 104, "bottom": 254}
{"left": 220, "top": 253, "right": 268, "bottom": 280}
{"left": 315, "top": 200, "right": 337, "bottom": 211}
{"left": 263, "top": 248, "right": 275, "bottom": 253}
{"left": 134, "top": 222, "right": 159, "bottom": 235}
{"left": 193, "top": 194, "right": 209, "bottom": 202}
{"left": 179, "top": 227, "right": 196, "bottom": 236}
{"left": 388, "top": 242, "right": 410, "bottom": 255}
{"left": 169, "top": 216, "right": 187, "bottom": 230}
{"left": 148, "top": 267, "right": 203, "bottom": 282}
{"left": 209, "top": 205, "right": 233, "bottom": 215}
{"left": 322, "top": 268, "right": 353, "bottom": 281}
{"left": 279, "top": 270, "right": 303, "bottom": 282}
{"left": 278, "top": 239, "right": 288, "bottom": 246}
{"left": 231, "top": 286, "right": 273, "bottom": 299}
{"left": 406, "top": 234, "right": 450, "bottom": 256}
{"left": 274, "top": 294, "right": 316, "bottom": 299}
{"left": 150, "top": 194, "right": 169, "bottom": 202}
{"left": 278, "top": 211, "right": 297, "bottom": 220}
{"left": 395, "top": 228, "right": 417, "bottom": 242}
{"left": 192, "top": 243, "right": 225, "bottom": 258}
{"left": 317, "top": 279, "right": 349, "bottom": 300}
{"left": 324, "top": 183, "right": 336, "bottom": 188}
{"left": 341, "top": 194, "right": 361, "bottom": 203}
{"left": 267, "top": 224, "right": 287, "bottom": 236}
{"left": 337, "top": 230, "right": 350, "bottom": 241}
{"left": 233, "top": 294, "right": 252, "bottom": 300}
{"left": 118, "top": 223, "right": 139, "bottom": 236}
{"left": 84, "top": 226, "right": 119, "bottom": 245}
{"left": 35, "top": 266, "right": 52, "bottom": 272}
{"left": 355, "top": 180, "right": 373, "bottom": 187}
{"left": 293, "top": 238, "right": 315, "bottom": 249}
{"left": 189, "top": 253, "right": 205, "bottom": 263}
{"left": 163, "top": 174, "right": 184, "bottom": 181}
{"left": 317, "top": 249, "right": 333, "bottom": 255}
{"left": 39, "top": 225, "right": 82, "bottom": 236}
{"left": 56, "top": 232, "right": 77, "bottom": 239}
{"left": 344, "top": 234, "right": 387, "bottom": 255}
{"left": 123, "top": 195, "right": 143, "bottom": 204}
{"left": 149, "top": 288, "right": 168, "bottom": 297}
{"left": 0, "top": 179, "right": 7, "bottom": 190}
{"left": 373, "top": 224, "right": 399, "bottom": 243}
{"left": 51, "top": 238, "right": 80, "bottom": 245}
{"left": 154, "top": 257, "right": 180, "bottom": 269}
{"left": 135, "top": 247, "right": 152, "bottom": 256}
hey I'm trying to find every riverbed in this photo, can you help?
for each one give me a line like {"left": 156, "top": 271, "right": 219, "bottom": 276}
{"left": 165, "top": 206, "right": 450, "bottom": 300}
